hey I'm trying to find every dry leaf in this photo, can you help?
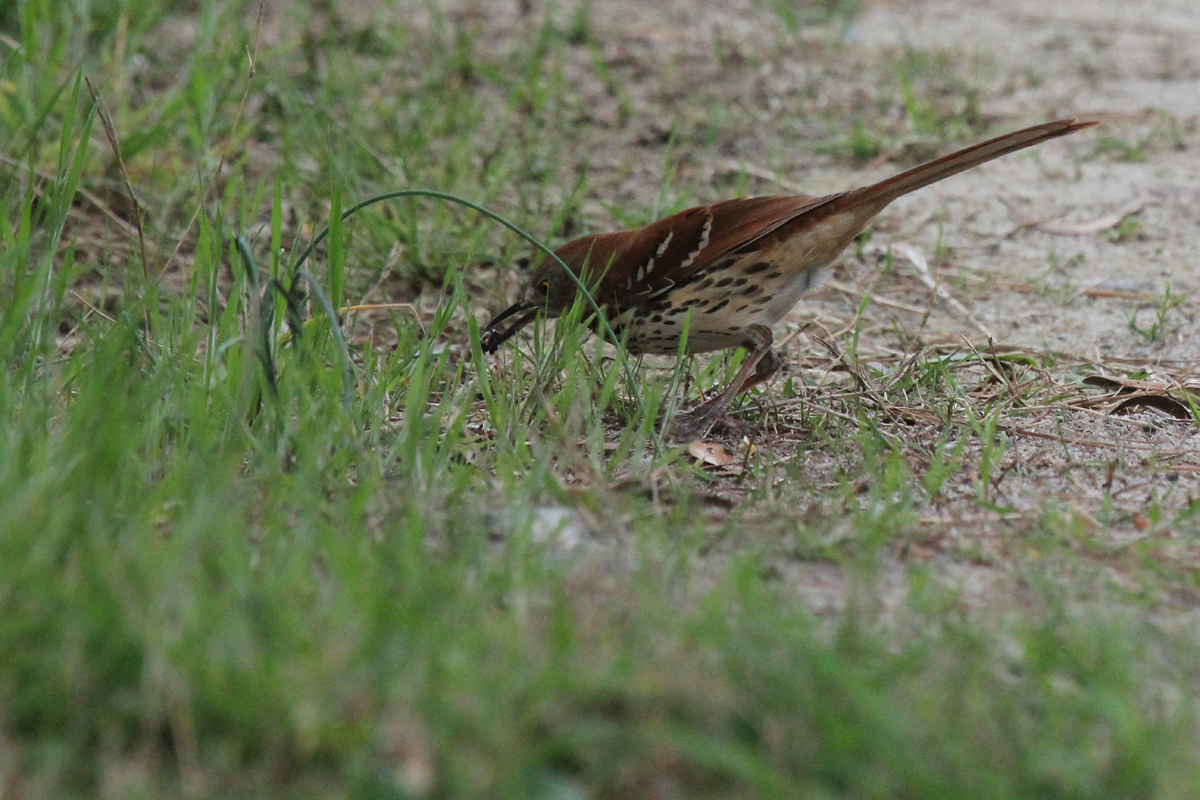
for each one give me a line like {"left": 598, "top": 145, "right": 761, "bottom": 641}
{"left": 1113, "top": 394, "right": 1192, "bottom": 420}
{"left": 688, "top": 441, "right": 735, "bottom": 468}
{"left": 1083, "top": 374, "right": 1200, "bottom": 394}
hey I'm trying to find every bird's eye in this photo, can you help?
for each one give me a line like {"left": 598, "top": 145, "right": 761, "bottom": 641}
{"left": 538, "top": 281, "right": 549, "bottom": 293}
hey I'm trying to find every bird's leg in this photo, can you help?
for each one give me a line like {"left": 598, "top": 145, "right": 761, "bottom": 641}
{"left": 668, "top": 324, "right": 781, "bottom": 441}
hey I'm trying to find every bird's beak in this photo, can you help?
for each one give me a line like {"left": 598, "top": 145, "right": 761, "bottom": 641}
{"left": 480, "top": 301, "right": 540, "bottom": 354}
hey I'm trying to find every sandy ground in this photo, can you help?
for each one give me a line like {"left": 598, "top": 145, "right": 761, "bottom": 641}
{"left": 837, "top": 0, "right": 1199, "bottom": 355}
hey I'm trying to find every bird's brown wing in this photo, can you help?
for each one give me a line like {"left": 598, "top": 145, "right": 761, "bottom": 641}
{"left": 592, "top": 194, "right": 837, "bottom": 306}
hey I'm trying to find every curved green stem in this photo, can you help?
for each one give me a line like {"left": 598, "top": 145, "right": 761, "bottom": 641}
{"left": 289, "top": 189, "right": 643, "bottom": 412}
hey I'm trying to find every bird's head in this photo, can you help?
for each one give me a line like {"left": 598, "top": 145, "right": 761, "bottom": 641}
{"left": 479, "top": 246, "right": 596, "bottom": 354}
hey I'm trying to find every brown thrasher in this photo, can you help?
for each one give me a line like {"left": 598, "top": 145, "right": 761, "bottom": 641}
{"left": 481, "top": 119, "right": 1096, "bottom": 438}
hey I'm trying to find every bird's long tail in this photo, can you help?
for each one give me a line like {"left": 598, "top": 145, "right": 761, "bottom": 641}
{"left": 847, "top": 118, "right": 1097, "bottom": 208}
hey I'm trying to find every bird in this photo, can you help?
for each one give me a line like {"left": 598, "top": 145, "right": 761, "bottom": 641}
{"left": 480, "top": 118, "right": 1097, "bottom": 439}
